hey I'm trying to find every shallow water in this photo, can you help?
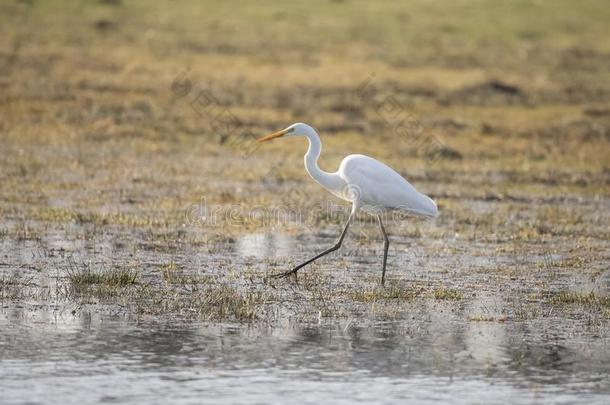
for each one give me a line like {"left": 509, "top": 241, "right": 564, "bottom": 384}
{"left": 1, "top": 224, "right": 609, "bottom": 404}
{"left": 1, "top": 309, "right": 609, "bottom": 405}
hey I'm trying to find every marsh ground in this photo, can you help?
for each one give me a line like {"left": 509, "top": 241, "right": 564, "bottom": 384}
{"left": 0, "top": 0, "right": 609, "bottom": 402}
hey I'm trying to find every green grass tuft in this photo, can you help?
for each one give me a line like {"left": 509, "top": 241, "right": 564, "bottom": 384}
{"left": 68, "top": 268, "right": 138, "bottom": 287}
{"left": 433, "top": 288, "right": 463, "bottom": 301}
{"left": 550, "top": 292, "right": 610, "bottom": 309}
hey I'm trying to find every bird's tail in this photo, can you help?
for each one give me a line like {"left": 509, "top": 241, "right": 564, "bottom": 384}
{"left": 405, "top": 193, "right": 438, "bottom": 218}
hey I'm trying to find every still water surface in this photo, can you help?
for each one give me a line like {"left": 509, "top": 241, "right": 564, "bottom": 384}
{"left": 1, "top": 308, "right": 609, "bottom": 405}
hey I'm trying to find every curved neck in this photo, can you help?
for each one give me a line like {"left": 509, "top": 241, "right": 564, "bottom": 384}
{"left": 303, "top": 131, "right": 343, "bottom": 193}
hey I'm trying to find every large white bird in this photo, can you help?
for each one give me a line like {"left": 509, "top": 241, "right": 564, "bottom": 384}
{"left": 257, "top": 123, "right": 437, "bottom": 285}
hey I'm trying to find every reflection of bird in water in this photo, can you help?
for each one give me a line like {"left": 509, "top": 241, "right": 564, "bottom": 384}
{"left": 258, "top": 123, "right": 438, "bottom": 286}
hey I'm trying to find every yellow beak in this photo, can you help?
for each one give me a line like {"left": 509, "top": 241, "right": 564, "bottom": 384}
{"left": 257, "top": 129, "right": 287, "bottom": 143}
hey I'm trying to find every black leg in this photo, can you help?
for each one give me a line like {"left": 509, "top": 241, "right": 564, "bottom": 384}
{"left": 271, "top": 213, "right": 353, "bottom": 279}
{"left": 377, "top": 215, "right": 390, "bottom": 286}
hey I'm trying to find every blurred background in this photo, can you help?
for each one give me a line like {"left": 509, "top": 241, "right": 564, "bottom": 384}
{"left": 1, "top": 0, "right": 608, "bottom": 225}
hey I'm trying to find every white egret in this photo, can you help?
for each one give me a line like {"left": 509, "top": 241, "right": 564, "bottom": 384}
{"left": 257, "top": 123, "right": 437, "bottom": 286}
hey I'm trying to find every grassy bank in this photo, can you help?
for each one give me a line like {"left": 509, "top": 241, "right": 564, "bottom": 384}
{"left": 0, "top": 0, "right": 608, "bottom": 327}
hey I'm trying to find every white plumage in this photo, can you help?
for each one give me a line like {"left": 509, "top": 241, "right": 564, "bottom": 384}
{"left": 257, "top": 122, "right": 438, "bottom": 285}
{"left": 338, "top": 154, "right": 438, "bottom": 218}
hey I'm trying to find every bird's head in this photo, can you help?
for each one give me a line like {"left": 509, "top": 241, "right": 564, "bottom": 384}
{"left": 257, "top": 123, "right": 316, "bottom": 143}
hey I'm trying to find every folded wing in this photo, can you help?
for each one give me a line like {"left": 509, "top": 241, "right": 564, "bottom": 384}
{"left": 339, "top": 154, "right": 438, "bottom": 218}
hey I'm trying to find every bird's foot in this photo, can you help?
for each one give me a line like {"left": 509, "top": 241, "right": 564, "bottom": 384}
{"left": 270, "top": 268, "right": 298, "bottom": 280}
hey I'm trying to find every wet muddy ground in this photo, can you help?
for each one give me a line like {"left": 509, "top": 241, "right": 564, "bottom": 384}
{"left": 1, "top": 199, "right": 608, "bottom": 325}
{"left": 1, "top": 0, "right": 609, "bottom": 403}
